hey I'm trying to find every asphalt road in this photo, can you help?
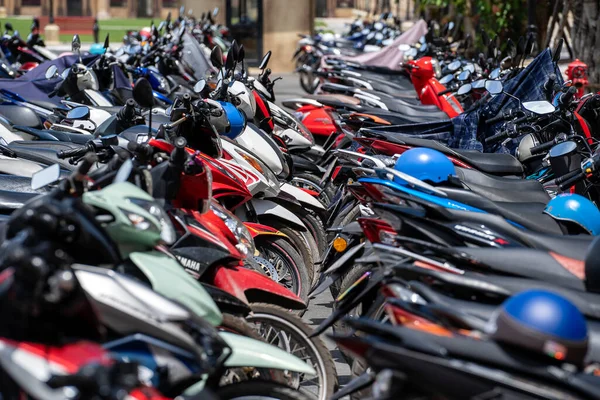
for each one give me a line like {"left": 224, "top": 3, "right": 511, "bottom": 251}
{"left": 275, "top": 74, "right": 353, "bottom": 387}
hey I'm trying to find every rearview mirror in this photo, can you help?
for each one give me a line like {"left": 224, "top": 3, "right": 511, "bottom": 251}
{"left": 448, "top": 60, "right": 461, "bottom": 72}
{"left": 489, "top": 68, "right": 501, "bottom": 80}
{"left": 31, "top": 163, "right": 61, "bottom": 190}
{"left": 72, "top": 34, "right": 81, "bottom": 53}
{"left": 213, "top": 7, "right": 219, "bottom": 17}
{"left": 238, "top": 44, "right": 245, "bottom": 63}
{"left": 439, "top": 74, "right": 453, "bottom": 84}
{"left": 194, "top": 79, "right": 206, "bottom": 93}
{"left": 258, "top": 50, "right": 271, "bottom": 70}
{"left": 4, "top": 22, "right": 13, "bottom": 32}
{"left": 232, "top": 40, "right": 240, "bottom": 62}
{"left": 522, "top": 100, "right": 555, "bottom": 115}
{"left": 485, "top": 80, "right": 503, "bottom": 95}
{"left": 103, "top": 34, "right": 109, "bottom": 49}
{"left": 457, "top": 84, "right": 472, "bottom": 96}
{"left": 66, "top": 106, "right": 90, "bottom": 120}
{"left": 457, "top": 70, "right": 471, "bottom": 81}
{"left": 225, "top": 46, "right": 235, "bottom": 71}
{"left": 133, "top": 78, "right": 155, "bottom": 108}
{"left": 210, "top": 45, "right": 223, "bottom": 69}
{"left": 45, "top": 65, "right": 58, "bottom": 79}
{"left": 398, "top": 44, "right": 411, "bottom": 52}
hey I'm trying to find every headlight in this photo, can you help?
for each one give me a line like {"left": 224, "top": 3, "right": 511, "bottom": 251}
{"left": 125, "top": 198, "right": 176, "bottom": 245}
{"left": 210, "top": 202, "right": 255, "bottom": 257}
{"left": 238, "top": 150, "right": 280, "bottom": 192}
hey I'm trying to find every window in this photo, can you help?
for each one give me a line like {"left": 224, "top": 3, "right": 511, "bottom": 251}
{"left": 22, "top": 0, "right": 41, "bottom": 5}
{"left": 163, "top": 0, "right": 179, "bottom": 7}
{"left": 110, "top": 0, "right": 127, "bottom": 7}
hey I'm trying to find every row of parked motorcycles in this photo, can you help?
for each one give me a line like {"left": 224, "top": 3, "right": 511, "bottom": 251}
{"left": 1, "top": 9, "right": 600, "bottom": 399}
{"left": 284, "top": 17, "right": 600, "bottom": 400}
{"left": 0, "top": 10, "right": 338, "bottom": 400}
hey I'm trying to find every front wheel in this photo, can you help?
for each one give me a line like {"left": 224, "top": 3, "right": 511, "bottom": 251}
{"left": 247, "top": 303, "right": 338, "bottom": 400}
{"left": 216, "top": 380, "right": 313, "bottom": 400}
{"left": 254, "top": 236, "right": 310, "bottom": 302}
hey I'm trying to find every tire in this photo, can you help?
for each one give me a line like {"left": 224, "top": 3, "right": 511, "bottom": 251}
{"left": 292, "top": 174, "right": 336, "bottom": 206}
{"left": 333, "top": 268, "right": 386, "bottom": 366}
{"left": 300, "top": 211, "right": 327, "bottom": 259}
{"left": 254, "top": 236, "right": 310, "bottom": 302}
{"left": 216, "top": 380, "right": 313, "bottom": 400}
{"left": 247, "top": 303, "right": 338, "bottom": 400}
{"left": 263, "top": 219, "right": 316, "bottom": 287}
{"left": 219, "top": 313, "right": 285, "bottom": 384}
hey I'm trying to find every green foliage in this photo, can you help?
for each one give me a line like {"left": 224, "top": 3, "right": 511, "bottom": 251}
{"left": 419, "top": 0, "right": 528, "bottom": 40}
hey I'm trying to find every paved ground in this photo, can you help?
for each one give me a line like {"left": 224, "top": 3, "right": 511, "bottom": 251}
{"left": 274, "top": 73, "right": 353, "bottom": 387}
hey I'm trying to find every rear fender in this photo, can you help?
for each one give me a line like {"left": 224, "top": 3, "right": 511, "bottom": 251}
{"left": 219, "top": 332, "right": 315, "bottom": 375}
{"left": 250, "top": 198, "right": 307, "bottom": 232}
{"left": 212, "top": 264, "right": 306, "bottom": 310}
{"left": 280, "top": 182, "right": 326, "bottom": 212}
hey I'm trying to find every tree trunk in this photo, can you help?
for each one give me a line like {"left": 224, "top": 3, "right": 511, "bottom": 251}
{"left": 572, "top": 0, "right": 600, "bottom": 84}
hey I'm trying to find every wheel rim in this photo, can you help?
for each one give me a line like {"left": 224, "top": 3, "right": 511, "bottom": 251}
{"left": 247, "top": 312, "right": 327, "bottom": 400}
{"left": 256, "top": 242, "right": 302, "bottom": 296}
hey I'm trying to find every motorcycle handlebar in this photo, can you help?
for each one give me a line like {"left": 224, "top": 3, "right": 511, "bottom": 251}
{"left": 559, "top": 86, "right": 577, "bottom": 107}
{"left": 484, "top": 131, "right": 509, "bottom": 145}
{"left": 529, "top": 139, "right": 557, "bottom": 155}
{"left": 57, "top": 145, "right": 90, "bottom": 160}
{"left": 558, "top": 171, "right": 586, "bottom": 191}
{"left": 117, "top": 98, "right": 137, "bottom": 121}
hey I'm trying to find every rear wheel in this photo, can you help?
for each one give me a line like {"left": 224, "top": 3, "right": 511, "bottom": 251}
{"left": 216, "top": 380, "right": 313, "bottom": 400}
{"left": 254, "top": 236, "right": 310, "bottom": 302}
{"left": 247, "top": 303, "right": 338, "bottom": 400}
{"left": 292, "top": 173, "right": 335, "bottom": 206}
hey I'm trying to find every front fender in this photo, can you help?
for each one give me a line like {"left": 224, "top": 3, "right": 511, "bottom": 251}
{"left": 129, "top": 251, "right": 222, "bottom": 326}
{"left": 219, "top": 332, "right": 316, "bottom": 375}
{"left": 212, "top": 264, "right": 306, "bottom": 310}
{"left": 250, "top": 198, "right": 307, "bottom": 232}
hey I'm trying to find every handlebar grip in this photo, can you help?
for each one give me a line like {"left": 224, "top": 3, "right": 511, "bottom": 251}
{"left": 57, "top": 146, "right": 88, "bottom": 159}
{"left": 118, "top": 98, "right": 136, "bottom": 120}
{"left": 558, "top": 171, "right": 586, "bottom": 191}
{"left": 513, "top": 115, "right": 528, "bottom": 125}
{"left": 559, "top": 86, "right": 577, "bottom": 107}
{"left": 486, "top": 112, "right": 506, "bottom": 125}
{"left": 437, "top": 88, "right": 452, "bottom": 96}
{"left": 126, "top": 140, "right": 153, "bottom": 159}
{"left": 170, "top": 136, "right": 188, "bottom": 168}
{"left": 484, "top": 131, "right": 508, "bottom": 145}
{"left": 529, "top": 139, "right": 556, "bottom": 155}
{"left": 555, "top": 168, "right": 583, "bottom": 185}
{"left": 76, "top": 153, "right": 97, "bottom": 177}
{"left": 544, "top": 73, "right": 556, "bottom": 98}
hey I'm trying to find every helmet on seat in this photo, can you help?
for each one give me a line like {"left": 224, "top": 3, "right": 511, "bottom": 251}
{"left": 393, "top": 147, "right": 455, "bottom": 185}
{"left": 544, "top": 193, "right": 600, "bottom": 235}
{"left": 489, "top": 289, "right": 588, "bottom": 366}
{"left": 218, "top": 101, "right": 246, "bottom": 139}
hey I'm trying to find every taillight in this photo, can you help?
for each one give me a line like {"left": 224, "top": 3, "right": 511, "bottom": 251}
{"left": 358, "top": 218, "right": 397, "bottom": 244}
{"left": 384, "top": 303, "right": 453, "bottom": 337}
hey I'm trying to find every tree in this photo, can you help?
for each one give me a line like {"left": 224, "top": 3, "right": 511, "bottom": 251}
{"left": 571, "top": 0, "right": 600, "bottom": 83}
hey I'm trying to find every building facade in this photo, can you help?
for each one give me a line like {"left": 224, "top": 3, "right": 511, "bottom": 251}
{"left": 2, "top": 0, "right": 180, "bottom": 18}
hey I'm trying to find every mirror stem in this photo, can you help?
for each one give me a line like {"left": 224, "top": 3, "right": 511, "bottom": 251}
{"left": 148, "top": 106, "right": 153, "bottom": 138}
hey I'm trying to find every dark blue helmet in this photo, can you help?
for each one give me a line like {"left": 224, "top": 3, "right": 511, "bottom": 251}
{"left": 490, "top": 290, "right": 588, "bottom": 366}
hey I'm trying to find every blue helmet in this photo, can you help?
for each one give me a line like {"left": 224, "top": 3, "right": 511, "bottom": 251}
{"left": 490, "top": 290, "right": 588, "bottom": 365}
{"left": 393, "top": 148, "right": 455, "bottom": 185}
{"left": 218, "top": 101, "right": 246, "bottom": 139}
{"left": 544, "top": 193, "right": 600, "bottom": 235}
{"left": 89, "top": 43, "right": 107, "bottom": 55}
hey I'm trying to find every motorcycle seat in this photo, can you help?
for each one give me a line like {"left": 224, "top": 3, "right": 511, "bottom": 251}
{"left": 454, "top": 247, "right": 586, "bottom": 291}
{"left": 383, "top": 101, "right": 449, "bottom": 121}
{"left": 366, "top": 132, "right": 524, "bottom": 176}
{"left": 7, "top": 141, "right": 81, "bottom": 171}
{"left": 0, "top": 188, "right": 36, "bottom": 211}
{"left": 14, "top": 126, "right": 91, "bottom": 144}
{"left": 307, "top": 94, "right": 361, "bottom": 106}
{"left": 0, "top": 105, "right": 42, "bottom": 128}
{"left": 27, "top": 99, "right": 59, "bottom": 111}
{"left": 440, "top": 187, "right": 562, "bottom": 234}
{"left": 456, "top": 168, "right": 550, "bottom": 203}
